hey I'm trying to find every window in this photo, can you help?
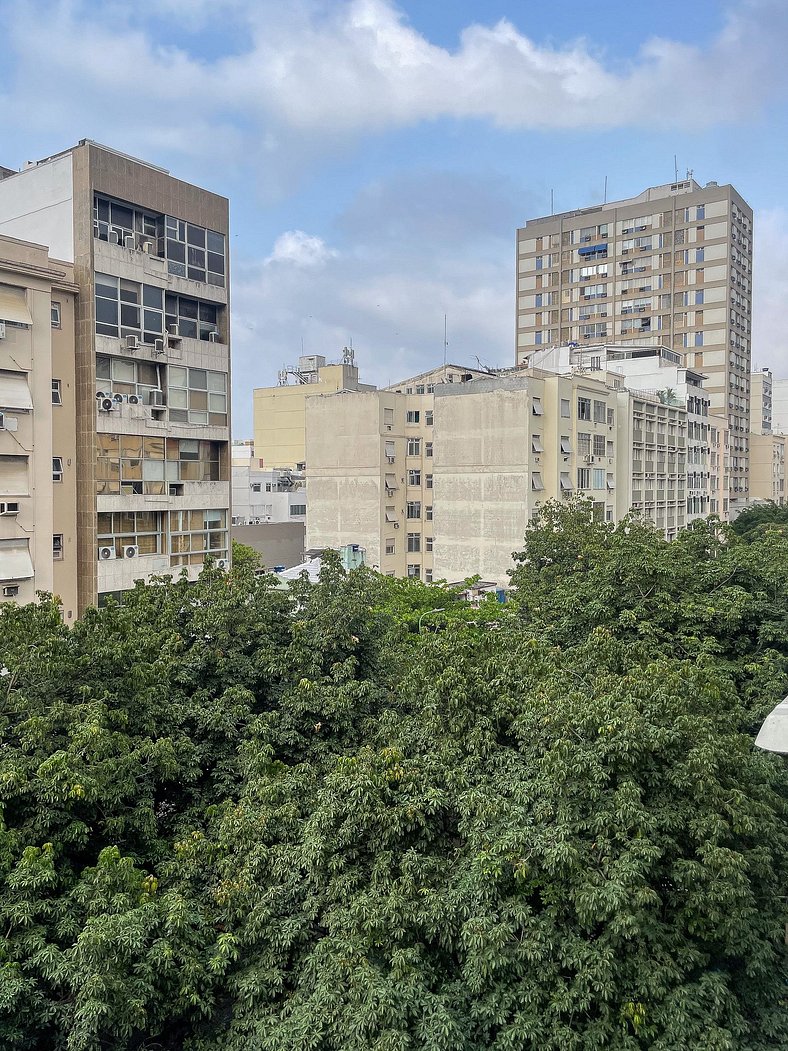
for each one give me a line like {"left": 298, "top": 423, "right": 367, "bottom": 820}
{"left": 169, "top": 509, "right": 228, "bottom": 567}
{"left": 560, "top": 472, "right": 572, "bottom": 491}
{"left": 426, "top": 536, "right": 433, "bottom": 552}
{"left": 577, "top": 468, "right": 591, "bottom": 490}
{"left": 559, "top": 436, "right": 571, "bottom": 455}
{"left": 406, "top": 501, "right": 421, "bottom": 519}
{"left": 51, "top": 302, "right": 61, "bottom": 328}
{"left": 425, "top": 506, "right": 433, "bottom": 521}
{"left": 96, "top": 435, "right": 224, "bottom": 496}
{"left": 607, "top": 408, "right": 615, "bottom": 426}
{"left": 165, "top": 292, "right": 220, "bottom": 341}
{"left": 532, "top": 434, "right": 543, "bottom": 453}
{"left": 168, "top": 366, "right": 228, "bottom": 426}
{"left": 384, "top": 407, "right": 394, "bottom": 428}
{"left": 426, "top": 474, "right": 433, "bottom": 489}
{"left": 426, "top": 384, "right": 434, "bottom": 394}
{"left": 531, "top": 471, "right": 544, "bottom": 491}
{"left": 578, "top": 397, "right": 591, "bottom": 421}
{"left": 425, "top": 410, "right": 434, "bottom": 426}
{"left": 406, "top": 410, "right": 420, "bottom": 424}
{"left": 97, "top": 511, "right": 163, "bottom": 557}
{"left": 52, "top": 456, "right": 63, "bottom": 482}
{"left": 532, "top": 396, "right": 544, "bottom": 416}
{"left": 415, "top": 385, "right": 425, "bottom": 395}
{"left": 560, "top": 398, "right": 571, "bottom": 418}
{"left": 407, "top": 564, "right": 420, "bottom": 578}
{"left": 593, "top": 400, "right": 607, "bottom": 423}
{"left": 385, "top": 539, "right": 395, "bottom": 555}
{"left": 53, "top": 534, "right": 63, "bottom": 561}
{"left": 593, "top": 468, "right": 605, "bottom": 489}
{"left": 425, "top": 570, "right": 433, "bottom": 583}
{"left": 407, "top": 438, "right": 421, "bottom": 456}
{"left": 408, "top": 469, "right": 421, "bottom": 486}
{"left": 289, "top": 504, "right": 306, "bottom": 517}
{"left": 606, "top": 440, "right": 614, "bottom": 456}
{"left": 96, "top": 354, "right": 163, "bottom": 401}
{"left": 407, "top": 532, "right": 421, "bottom": 553}
{"left": 51, "top": 379, "right": 62, "bottom": 405}
{"left": 577, "top": 432, "right": 591, "bottom": 456}
{"left": 593, "top": 434, "right": 606, "bottom": 456}
{"left": 425, "top": 442, "right": 433, "bottom": 458}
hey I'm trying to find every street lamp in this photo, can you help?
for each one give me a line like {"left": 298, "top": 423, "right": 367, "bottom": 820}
{"left": 755, "top": 696, "right": 788, "bottom": 753}
{"left": 418, "top": 607, "right": 445, "bottom": 633}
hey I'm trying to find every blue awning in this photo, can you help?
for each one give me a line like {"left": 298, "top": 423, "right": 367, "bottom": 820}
{"left": 578, "top": 244, "right": 608, "bottom": 256}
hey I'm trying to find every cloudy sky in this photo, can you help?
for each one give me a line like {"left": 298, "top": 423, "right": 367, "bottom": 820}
{"left": 1, "top": 0, "right": 787, "bottom": 435}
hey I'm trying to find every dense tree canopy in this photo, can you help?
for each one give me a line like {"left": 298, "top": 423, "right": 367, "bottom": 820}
{"left": 1, "top": 515, "right": 787, "bottom": 1050}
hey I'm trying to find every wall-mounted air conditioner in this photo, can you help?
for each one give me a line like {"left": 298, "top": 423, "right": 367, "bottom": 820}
{"left": 149, "top": 390, "right": 164, "bottom": 406}
{"left": 216, "top": 559, "right": 229, "bottom": 570}
{"left": 99, "top": 397, "right": 115, "bottom": 412}
{"left": 125, "top": 335, "right": 139, "bottom": 350}
{"left": 123, "top": 545, "right": 139, "bottom": 559}
{"left": 127, "top": 394, "right": 141, "bottom": 405}
{"left": 112, "top": 393, "right": 123, "bottom": 404}
{"left": 2, "top": 585, "right": 19, "bottom": 598}
{"left": 124, "top": 235, "right": 135, "bottom": 250}
{"left": 153, "top": 338, "right": 165, "bottom": 354}
{"left": 98, "top": 546, "right": 116, "bottom": 561}
{"left": 0, "top": 502, "right": 19, "bottom": 516}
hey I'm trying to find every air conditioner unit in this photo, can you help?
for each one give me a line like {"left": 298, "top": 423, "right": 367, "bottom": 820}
{"left": 153, "top": 338, "right": 165, "bottom": 354}
{"left": 386, "top": 455, "right": 395, "bottom": 463}
{"left": 98, "top": 546, "right": 116, "bottom": 561}
{"left": 112, "top": 393, "right": 123, "bottom": 404}
{"left": 2, "top": 585, "right": 19, "bottom": 598}
{"left": 109, "top": 230, "right": 120, "bottom": 245}
{"left": 0, "top": 321, "right": 5, "bottom": 339}
{"left": 124, "top": 235, "right": 135, "bottom": 250}
{"left": 96, "top": 391, "right": 108, "bottom": 400}
{"left": 0, "top": 502, "right": 19, "bottom": 516}
{"left": 216, "top": 559, "right": 229, "bottom": 570}
{"left": 149, "top": 390, "right": 164, "bottom": 406}
{"left": 168, "top": 324, "right": 179, "bottom": 336}
{"left": 127, "top": 394, "right": 141, "bottom": 405}
{"left": 123, "top": 545, "right": 139, "bottom": 559}
{"left": 585, "top": 455, "right": 595, "bottom": 464}
{"left": 393, "top": 522, "right": 399, "bottom": 529}
{"left": 208, "top": 331, "right": 220, "bottom": 343}
{"left": 125, "top": 334, "right": 139, "bottom": 350}
{"left": 99, "top": 397, "right": 115, "bottom": 412}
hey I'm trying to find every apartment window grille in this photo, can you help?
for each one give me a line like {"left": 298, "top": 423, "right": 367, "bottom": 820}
{"left": 576, "top": 468, "right": 591, "bottom": 490}
{"left": 577, "top": 432, "right": 591, "bottom": 456}
{"left": 415, "top": 385, "right": 425, "bottom": 395}
{"left": 593, "top": 400, "right": 607, "bottom": 424}
{"left": 577, "top": 397, "right": 591, "bottom": 421}
{"left": 385, "top": 539, "right": 395, "bottom": 555}
{"left": 593, "top": 434, "right": 606, "bottom": 456}
{"left": 425, "top": 506, "right": 433, "bottom": 521}
{"left": 593, "top": 468, "right": 605, "bottom": 489}
{"left": 607, "top": 408, "right": 615, "bottom": 426}
{"left": 425, "top": 570, "right": 433, "bottom": 583}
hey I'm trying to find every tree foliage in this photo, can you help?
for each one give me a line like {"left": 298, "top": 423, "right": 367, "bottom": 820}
{"left": 0, "top": 517, "right": 787, "bottom": 1049}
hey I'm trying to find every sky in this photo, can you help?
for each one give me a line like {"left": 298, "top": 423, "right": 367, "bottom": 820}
{"left": 1, "top": 0, "right": 788, "bottom": 435}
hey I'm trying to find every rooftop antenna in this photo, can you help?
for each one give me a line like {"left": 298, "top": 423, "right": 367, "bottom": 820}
{"left": 443, "top": 314, "right": 448, "bottom": 371}
{"left": 674, "top": 154, "right": 678, "bottom": 182}
{"left": 603, "top": 175, "right": 608, "bottom": 205}
{"left": 550, "top": 188, "right": 554, "bottom": 215}
{"left": 686, "top": 167, "right": 694, "bottom": 182}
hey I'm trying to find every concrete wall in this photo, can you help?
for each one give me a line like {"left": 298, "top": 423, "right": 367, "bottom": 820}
{"left": 232, "top": 521, "right": 305, "bottom": 569}
{"left": 0, "top": 156, "right": 74, "bottom": 262}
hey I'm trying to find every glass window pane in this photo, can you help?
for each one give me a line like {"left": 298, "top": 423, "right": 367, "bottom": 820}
{"left": 142, "top": 285, "right": 162, "bottom": 308}
{"left": 198, "top": 302, "right": 217, "bottom": 324}
{"left": 143, "top": 309, "right": 162, "bottom": 333}
{"left": 190, "top": 389, "right": 208, "bottom": 411}
{"left": 96, "top": 355, "right": 111, "bottom": 379}
{"left": 96, "top": 298, "right": 118, "bottom": 325}
{"left": 138, "top": 362, "right": 159, "bottom": 386}
{"left": 207, "top": 230, "right": 224, "bottom": 254}
{"left": 188, "top": 411, "right": 209, "bottom": 425}
{"left": 208, "top": 393, "right": 226, "bottom": 412}
{"left": 112, "top": 359, "right": 136, "bottom": 382}
{"left": 179, "top": 319, "right": 197, "bottom": 339}
{"left": 187, "top": 224, "right": 206, "bottom": 247}
{"left": 142, "top": 459, "right": 165, "bottom": 480}
{"left": 144, "top": 436, "right": 165, "bottom": 459}
{"left": 97, "top": 434, "right": 120, "bottom": 455}
{"left": 189, "top": 368, "right": 207, "bottom": 390}
{"left": 179, "top": 298, "right": 198, "bottom": 320}
{"left": 169, "top": 366, "right": 187, "bottom": 388}
{"left": 169, "top": 388, "right": 188, "bottom": 408}
{"left": 120, "top": 304, "right": 140, "bottom": 327}
{"left": 111, "top": 204, "right": 133, "bottom": 229}
{"left": 121, "top": 435, "right": 143, "bottom": 457}
{"left": 179, "top": 439, "right": 199, "bottom": 459}
{"left": 167, "top": 239, "right": 186, "bottom": 263}
{"left": 207, "top": 252, "right": 224, "bottom": 275}
{"left": 95, "top": 274, "right": 118, "bottom": 297}
{"left": 208, "top": 371, "right": 226, "bottom": 392}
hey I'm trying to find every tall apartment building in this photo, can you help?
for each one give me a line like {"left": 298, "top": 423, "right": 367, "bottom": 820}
{"left": 306, "top": 362, "right": 694, "bottom": 586}
{"left": 516, "top": 178, "right": 753, "bottom": 506}
{"left": 750, "top": 368, "right": 773, "bottom": 434}
{"left": 0, "top": 141, "right": 231, "bottom": 610}
{"left": 0, "top": 234, "right": 79, "bottom": 616}
{"left": 253, "top": 350, "right": 375, "bottom": 470}
{"left": 749, "top": 368, "right": 786, "bottom": 505}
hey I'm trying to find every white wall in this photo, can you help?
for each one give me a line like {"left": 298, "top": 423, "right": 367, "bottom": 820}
{"left": 0, "top": 157, "right": 74, "bottom": 261}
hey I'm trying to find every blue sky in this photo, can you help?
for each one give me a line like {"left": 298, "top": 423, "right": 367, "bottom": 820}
{"left": 1, "top": 0, "right": 787, "bottom": 435}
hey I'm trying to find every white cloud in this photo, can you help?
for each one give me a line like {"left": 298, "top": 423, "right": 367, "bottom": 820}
{"left": 264, "top": 231, "right": 337, "bottom": 268}
{"left": 752, "top": 207, "right": 788, "bottom": 377}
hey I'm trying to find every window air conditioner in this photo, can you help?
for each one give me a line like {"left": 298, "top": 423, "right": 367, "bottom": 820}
{"left": 149, "top": 390, "right": 165, "bottom": 406}
{"left": 168, "top": 324, "right": 179, "bottom": 336}
{"left": 98, "top": 546, "right": 116, "bottom": 561}
{"left": 153, "top": 338, "right": 165, "bottom": 354}
{"left": 2, "top": 585, "right": 19, "bottom": 598}
{"left": 99, "top": 397, "right": 115, "bottom": 412}
{"left": 0, "top": 502, "right": 19, "bottom": 516}
{"left": 124, "top": 235, "right": 135, "bottom": 250}
{"left": 125, "top": 334, "right": 139, "bottom": 350}
{"left": 108, "top": 230, "right": 120, "bottom": 244}
{"left": 123, "top": 545, "right": 139, "bottom": 559}
{"left": 216, "top": 559, "right": 229, "bottom": 570}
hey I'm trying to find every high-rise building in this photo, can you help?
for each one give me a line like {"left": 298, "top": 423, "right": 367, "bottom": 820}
{"left": 0, "top": 234, "right": 79, "bottom": 616}
{"left": 750, "top": 368, "right": 773, "bottom": 434}
{"left": 0, "top": 141, "right": 231, "bottom": 611}
{"left": 516, "top": 178, "right": 753, "bottom": 506}
{"left": 253, "top": 350, "right": 375, "bottom": 470}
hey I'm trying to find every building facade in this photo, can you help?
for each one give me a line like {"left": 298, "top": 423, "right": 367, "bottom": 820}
{"left": 253, "top": 350, "right": 375, "bottom": 470}
{"left": 231, "top": 441, "right": 306, "bottom": 525}
{"left": 0, "top": 141, "right": 231, "bottom": 610}
{"left": 516, "top": 178, "right": 753, "bottom": 507}
{"left": 749, "top": 433, "right": 786, "bottom": 506}
{"left": 750, "top": 368, "right": 773, "bottom": 434}
{"left": 0, "top": 235, "right": 79, "bottom": 616}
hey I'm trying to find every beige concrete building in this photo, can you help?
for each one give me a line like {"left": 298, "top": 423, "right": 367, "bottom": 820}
{"left": 772, "top": 378, "right": 788, "bottom": 434}
{"left": 749, "top": 432, "right": 786, "bottom": 505}
{"left": 0, "top": 141, "right": 231, "bottom": 610}
{"left": 750, "top": 368, "right": 773, "bottom": 435}
{"left": 253, "top": 350, "right": 375, "bottom": 470}
{"left": 0, "top": 235, "right": 79, "bottom": 616}
{"left": 516, "top": 178, "right": 753, "bottom": 507}
{"left": 306, "top": 361, "right": 694, "bottom": 586}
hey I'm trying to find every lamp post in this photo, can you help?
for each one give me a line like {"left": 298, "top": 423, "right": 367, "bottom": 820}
{"left": 755, "top": 696, "right": 788, "bottom": 753}
{"left": 418, "top": 607, "right": 445, "bottom": 633}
